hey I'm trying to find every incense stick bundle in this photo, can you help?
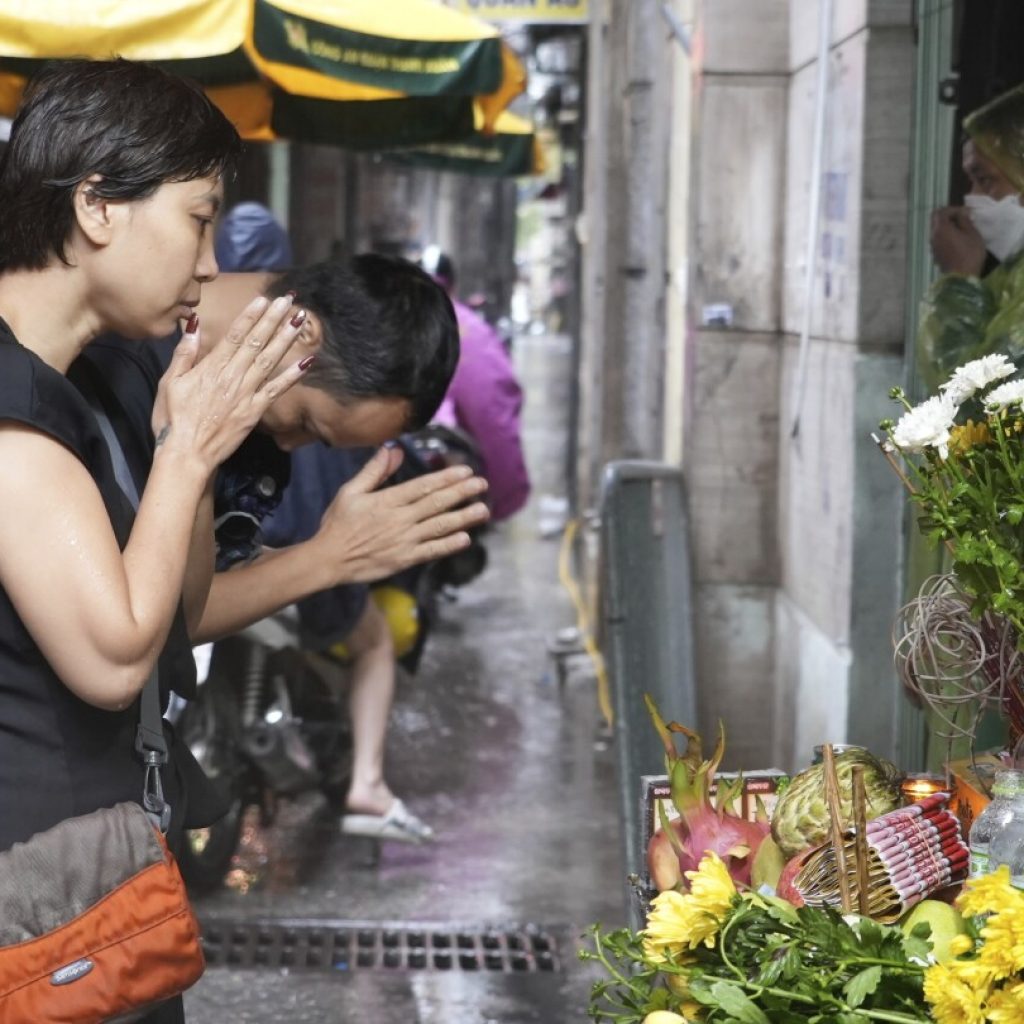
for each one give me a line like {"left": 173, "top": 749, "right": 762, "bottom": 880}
{"left": 790, "top": 793, "right": 968, "bottom": 923}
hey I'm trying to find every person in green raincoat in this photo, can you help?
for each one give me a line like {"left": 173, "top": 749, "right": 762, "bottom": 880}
{"left": 919, "top": 83, "right": 1024, "bottom": 388}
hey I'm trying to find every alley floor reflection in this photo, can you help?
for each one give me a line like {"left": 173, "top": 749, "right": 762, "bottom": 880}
{"left": 185, "top": 333, "right": 624, "bottom": 1022}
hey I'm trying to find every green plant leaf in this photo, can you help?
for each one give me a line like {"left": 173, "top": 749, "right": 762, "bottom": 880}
{"left": 901, "top": 927, "right": 934, "bottom": 964}
{"left": 843, "top": 965, "right": 882, "bottom": 1008}
{"left": 708, "top": 981, "right": 771, "bottom": 1024}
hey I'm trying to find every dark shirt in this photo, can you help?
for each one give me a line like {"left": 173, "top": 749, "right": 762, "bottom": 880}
{"left": 0, "top": 325, "right": 194, "bottom": 851}
{"left": 213, "top": 431, "right": 291, "bottom": 571}
{"left": 263, "top": 445, "right": 372, "bottom": 648}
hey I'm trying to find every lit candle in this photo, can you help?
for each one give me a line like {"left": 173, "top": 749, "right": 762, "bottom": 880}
{"left": 901, "top": 774, "right": 948, "bottom": 806}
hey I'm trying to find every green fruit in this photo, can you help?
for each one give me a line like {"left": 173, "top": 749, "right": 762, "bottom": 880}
{"left": 900, "top": 900, "right": 969, "bottom": 963}
{"left": 751, "top": 835, "right": 786, "bottom": 890}
{"left": 770, "top": 750, "right": 903, "bottom": 858}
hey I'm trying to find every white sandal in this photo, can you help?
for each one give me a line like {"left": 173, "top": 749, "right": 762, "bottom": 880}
{"left": 341, "top": 799, "right": 435, "bottom": 844}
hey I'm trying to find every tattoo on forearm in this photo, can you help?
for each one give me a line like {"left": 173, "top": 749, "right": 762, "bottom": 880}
{"left": 155, "top": 425, "right": 171, "bottom": 447}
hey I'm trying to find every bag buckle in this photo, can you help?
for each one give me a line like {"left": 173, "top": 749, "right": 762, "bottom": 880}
{"left": 142, "top": 751, "right": 172, "bottom": 834}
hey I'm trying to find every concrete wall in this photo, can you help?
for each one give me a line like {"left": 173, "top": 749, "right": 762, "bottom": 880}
{"left": 686, "top": 0, "right": 787, "bottom": 769}
{"left": 582, "top": 0, "right": 674, "bottom": 476}
{"left": 681, "top": 0, "right": 913, "bottom": 770}
{"left": 579, "top": 0, "right": 916, "bottom": 772}
{"left": 773, "top": 0, "right": 912, "bottom": 769}
{"left": 661, "top": 0, "right": 695, "bottom": 470}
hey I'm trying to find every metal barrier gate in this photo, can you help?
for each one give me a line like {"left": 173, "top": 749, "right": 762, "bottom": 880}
{"left": 599, "top": 461, "right": 698, "bottom": 903}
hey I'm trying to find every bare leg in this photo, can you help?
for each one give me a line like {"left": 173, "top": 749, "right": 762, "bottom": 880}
{"left": 342, "top": 598, "right": 396, "bottom": 816}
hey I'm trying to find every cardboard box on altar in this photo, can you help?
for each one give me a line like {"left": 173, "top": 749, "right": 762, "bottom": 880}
{"left": 638, "top": 769, "right": 791, "bottom": 894}
{"left": 946, "top": 754, "right": 1003, "bottom": 835}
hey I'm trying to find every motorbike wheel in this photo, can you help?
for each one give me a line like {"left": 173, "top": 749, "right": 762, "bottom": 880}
{"left": 176, "top": 679, "right": 247, "bottom": 893}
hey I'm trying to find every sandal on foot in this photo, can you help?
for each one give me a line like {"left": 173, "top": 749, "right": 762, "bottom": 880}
{"left": 341, "top": 799, "right": 435, "bottom": 844}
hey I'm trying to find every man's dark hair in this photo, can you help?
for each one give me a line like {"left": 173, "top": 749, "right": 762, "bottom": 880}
{"left": 0, "top": 58, "right": 241, "bottom": 271}
{"left": 267, "top": 254, "right": 460, "bottom": 431}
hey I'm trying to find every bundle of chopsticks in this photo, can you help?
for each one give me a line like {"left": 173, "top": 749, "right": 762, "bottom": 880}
{"left": 792, "top": 746, "right": 968, "bottom": 923}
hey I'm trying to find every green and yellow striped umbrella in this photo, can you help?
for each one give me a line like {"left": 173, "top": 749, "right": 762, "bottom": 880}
{"left": 387, "top": 109, "right": 545, "bottom": 176}
{"left": 0, "top": 0, "right": 526, "bottom": 149}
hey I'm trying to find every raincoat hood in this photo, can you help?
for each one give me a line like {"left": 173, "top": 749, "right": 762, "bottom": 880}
{"left": 965, "top": 84, "right": 1024, "bottom": 194}
{"left": 215, "top": 202, "right": 293, "bottom": 272}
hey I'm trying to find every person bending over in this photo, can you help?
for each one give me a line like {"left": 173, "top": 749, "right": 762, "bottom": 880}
{"left": 188, "top": 256, "right": 489, "bottom": 841}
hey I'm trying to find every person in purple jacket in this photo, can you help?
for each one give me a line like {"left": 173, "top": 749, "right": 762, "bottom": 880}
{"left": 420, "top": 246, "right": 530, "bottom": 522}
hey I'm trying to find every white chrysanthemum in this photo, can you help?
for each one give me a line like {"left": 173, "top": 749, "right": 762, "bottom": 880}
{"left": 941, "top": 354, "right": 1017, "bottom": 404}
{"left": 890, "top": 394, "right": 957, "bottom": 459}
{"left": 984, "top": 379, "right": 1024, "bottom": 412}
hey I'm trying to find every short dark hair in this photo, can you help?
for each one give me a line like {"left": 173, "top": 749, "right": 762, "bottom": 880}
{"left": 267, "top": 254, "right": 460, "bottom": 431}
{"left": 0, "top": 59, "right": 241, "bottom": 271}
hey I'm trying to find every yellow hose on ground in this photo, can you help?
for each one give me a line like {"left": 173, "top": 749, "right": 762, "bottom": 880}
{"left": 557, "top": 517, "right": 614, "bottom": 727}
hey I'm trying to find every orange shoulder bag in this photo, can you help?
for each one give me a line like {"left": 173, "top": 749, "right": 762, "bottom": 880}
{"left": 0, "top": 673, "right": 206, "bottom": 1023}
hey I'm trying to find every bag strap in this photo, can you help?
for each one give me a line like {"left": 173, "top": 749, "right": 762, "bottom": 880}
{"left": 87, "top": 391, "right": 172, "bottom": 833}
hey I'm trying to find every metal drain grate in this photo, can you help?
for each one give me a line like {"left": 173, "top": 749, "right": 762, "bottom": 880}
{"left": 200, "top": 918, "right": 561, "bottom": 973}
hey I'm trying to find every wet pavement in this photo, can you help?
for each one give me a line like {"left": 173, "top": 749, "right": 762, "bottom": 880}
{"left": 184, "top": 332, "right": 626, "bottom": 1022}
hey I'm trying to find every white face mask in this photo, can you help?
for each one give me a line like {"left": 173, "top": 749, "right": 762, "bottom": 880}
{"left": 965, "top": 193, "right": 1024, "bottom": 262}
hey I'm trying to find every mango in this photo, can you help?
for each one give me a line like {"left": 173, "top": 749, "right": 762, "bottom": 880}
{"left": 900, "top": 899, "right": 969, "bottom": 963}
{"left": 751, "top": 835, "right": 786, "bottom": 890}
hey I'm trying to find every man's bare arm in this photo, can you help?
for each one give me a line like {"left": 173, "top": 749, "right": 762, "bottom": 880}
{"left": 193, "top": 447, "right": 489, "bottom": 643}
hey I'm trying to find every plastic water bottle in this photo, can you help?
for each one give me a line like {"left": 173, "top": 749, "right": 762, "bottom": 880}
{"left": 988, "top": 775, "right": 1024, "bottom": 889}
{"left": 968, "top": 769, "right": 1024, "bottom": 879}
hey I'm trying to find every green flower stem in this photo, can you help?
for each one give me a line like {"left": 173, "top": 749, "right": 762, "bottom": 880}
{"left": 990, "top": 416, "right": 1024, "bottom": 500}
{"left": 924, "top": 450, "right": 1020, "bottom": 610}
{"left": 696, "top": 972, "right": 928, "bottom": 1023}
{"left": 890, "top": 390, "right": 913, "bottom": 412}
{"left": 586, "top": 932, "right": 648, "bottom": 1002}
{"left": 838, "top": 957, "right": 922, "bottom": 971}
{"left": 716, "top": 910, "right": 747, "bottom": 982}
{"left": 843, "top": 1008, "right": 928, "bottom": 1023}
{"left": 823, "top": 957, "right": 923, "bottom": 988}
{"left": 889, "top": 442, "right": 935, "bottom": 496}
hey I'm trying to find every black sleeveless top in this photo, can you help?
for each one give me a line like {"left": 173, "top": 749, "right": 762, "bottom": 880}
{"left": 0, "top": 322, "right": 198, "bottom": 852}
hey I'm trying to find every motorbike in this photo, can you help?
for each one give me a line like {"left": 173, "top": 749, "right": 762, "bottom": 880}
{"left": 170, "top": 611, "right": 350, "bottom": 892}
{"left": 171, "top": 424, "right": 488, "bottom": 892}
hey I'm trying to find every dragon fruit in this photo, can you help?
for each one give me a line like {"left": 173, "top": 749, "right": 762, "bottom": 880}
{"left": 645, "top": 696, "right": 770, "bottom": 892}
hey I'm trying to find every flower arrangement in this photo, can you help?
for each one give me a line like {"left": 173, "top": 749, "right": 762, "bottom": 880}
{"left": 878, "top": 354, "right": 1024, "bottom": 750}
{"left": 582, "top": 853, "right": 1024, "bottom": 1023}
{"left": 880, "top": 354, "right": 1024, "bottom": 633}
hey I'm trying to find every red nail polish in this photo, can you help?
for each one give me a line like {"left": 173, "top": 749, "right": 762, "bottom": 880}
{"left": 185, "top": 313, "right": 199, "bottom": 334}
{"left": 298, "top": 355, "right": 316, "bottom": 371}
{"left": 285, "top": 290, "right": 297, "bottom": 301}
{"left": 290, "top": 309, "right": 306, "bottom": 328}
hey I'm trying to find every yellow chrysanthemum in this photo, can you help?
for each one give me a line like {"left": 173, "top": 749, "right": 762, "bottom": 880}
{"left": 956, "top": 866, "right": 1024, "bottom": 918}
{"left": 950, "top": 957, "right": 1001, "bottom": 990}
{"left": 665, "top": 973, "right": 691, "bottom": 997}
{"left": 949, "top": 933, "right": 975, "bottom": 958}
{"left": 642, "top": 890, "right": 700, "bottom": 959}
{"left": 949, "top": 419, "right": 992, "bottom": 453}
{"left": 642, "top": 852, "right": 737, "bottom": 958}
{"left": 685, "top": 851, "right": 737, "bottom": 919}
{"left": 979, "top": 902, "right": 1024, "bottom": 979}
{"left": 987, "top": 981, "right": 1024, "bottom": 1024}
{"left": 923, "top": 963, "right": 991, "bottom": 1024}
